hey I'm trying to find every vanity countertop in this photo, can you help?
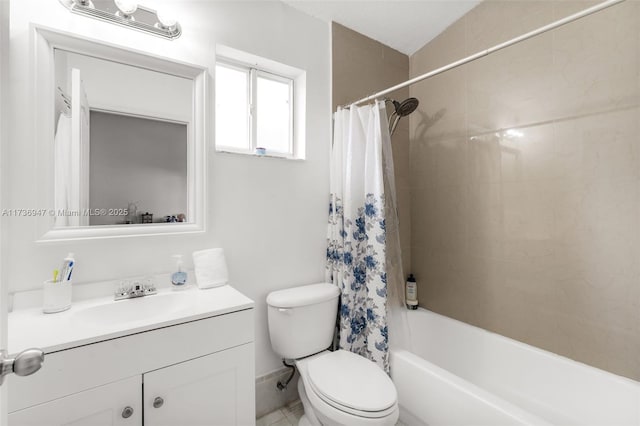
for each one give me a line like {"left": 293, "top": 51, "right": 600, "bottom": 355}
{"left": 8, "top": 285, "right": 254, "bottom": 354}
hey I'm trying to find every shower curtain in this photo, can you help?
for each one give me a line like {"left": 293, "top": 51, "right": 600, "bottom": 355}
{"left": 326, "top": 101, "right": 408, "bottom": 374}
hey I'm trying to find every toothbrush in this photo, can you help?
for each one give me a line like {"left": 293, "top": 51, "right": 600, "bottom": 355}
{"left": 60, "top": 253, "right": 75, "bottom": 282}
{"left": 65, "top": 260, "right": 74, "bottom": 281}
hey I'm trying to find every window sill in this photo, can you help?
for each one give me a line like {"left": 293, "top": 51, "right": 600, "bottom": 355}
{"left": 215, "top": 148, "right": 304, "bottom": 161}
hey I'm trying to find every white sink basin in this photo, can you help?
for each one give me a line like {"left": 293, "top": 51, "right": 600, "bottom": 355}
{"left": 72, "top": 292, "right": 192, "bottom": 325}
{"left": 9, "top": 285, "right": 254, "bottom": 354}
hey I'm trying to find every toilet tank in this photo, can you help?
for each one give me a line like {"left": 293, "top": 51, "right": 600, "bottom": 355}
{"left": 267, "top": 283, "right": 340, "bottom": 359}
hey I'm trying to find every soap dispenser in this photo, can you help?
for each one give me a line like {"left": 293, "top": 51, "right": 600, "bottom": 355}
{"left": 171, "top": 254, "right": 187, "bottom": 286}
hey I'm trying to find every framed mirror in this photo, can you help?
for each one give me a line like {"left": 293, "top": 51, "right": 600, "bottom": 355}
{"left": 33, "top": 27, "right": 207, "bottom": 241}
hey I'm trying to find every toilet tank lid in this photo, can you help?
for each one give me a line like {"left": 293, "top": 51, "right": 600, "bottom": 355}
{"left": 267, "top": 283, "right": 340, "bottom": 308}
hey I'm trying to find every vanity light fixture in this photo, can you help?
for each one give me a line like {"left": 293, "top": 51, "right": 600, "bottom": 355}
{"left": 58, "top": 0, "right": 181, "bottom": 40}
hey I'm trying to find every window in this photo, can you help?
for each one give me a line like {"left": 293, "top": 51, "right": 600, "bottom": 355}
{"left": 216, "top": 60, "right": 295, "bottom": 157}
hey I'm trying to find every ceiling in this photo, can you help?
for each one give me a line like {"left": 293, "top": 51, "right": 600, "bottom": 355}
{"left": 281, "top": 0, "right": 481, "bottom": 56}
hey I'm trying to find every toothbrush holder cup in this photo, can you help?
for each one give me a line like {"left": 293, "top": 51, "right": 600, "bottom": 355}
{"left": 43, "top": 279, "right": 72, "bottom": 314}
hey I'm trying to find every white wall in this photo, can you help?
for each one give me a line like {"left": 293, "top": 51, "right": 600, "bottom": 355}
{"left": 7, "top": 0, "right": 331, "bottom": 377}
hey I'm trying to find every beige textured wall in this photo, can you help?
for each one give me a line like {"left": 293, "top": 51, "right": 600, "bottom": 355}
{"left": 332, "top": 22, "right": 412, "bottom": 276}
{"left": 409, "top": 0, "right": 640, "bottom": 380}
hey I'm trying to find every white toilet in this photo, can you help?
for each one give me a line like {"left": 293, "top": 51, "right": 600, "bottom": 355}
{"left": 266, "top": 283, "right": 399, "bottom": 426}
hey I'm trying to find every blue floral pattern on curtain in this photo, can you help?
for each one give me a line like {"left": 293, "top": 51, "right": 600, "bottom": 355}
{"left": 326, "top": 103, "right": 389, "bottom": 373}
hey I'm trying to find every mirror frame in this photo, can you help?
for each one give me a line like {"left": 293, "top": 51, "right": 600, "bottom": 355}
{"left": 32, "top": 25, "right": 208, "bottom": 241}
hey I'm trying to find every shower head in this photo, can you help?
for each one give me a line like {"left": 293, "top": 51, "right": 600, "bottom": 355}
{"left": 392, "top": 97, "right": 420, "bottom": 117}
{"left": 386, "top": 97, "right": 420, "bottom": 136}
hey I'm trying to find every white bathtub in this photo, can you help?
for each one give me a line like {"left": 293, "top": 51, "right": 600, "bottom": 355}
{"left": 391, "top": 308, "right": 640, "bottom": 426}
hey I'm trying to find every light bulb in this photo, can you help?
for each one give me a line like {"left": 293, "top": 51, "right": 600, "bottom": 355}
{"left": 114, "top": 0, "right": 138, "bottom": 16}
{"left": 156, "top": 10, "right": 177, "bottom": 29}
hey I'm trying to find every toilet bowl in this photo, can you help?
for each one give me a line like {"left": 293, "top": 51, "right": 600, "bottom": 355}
{"left": 295, "top": 350, "right": 399, "bottom": 426}
{"left": 266, "top": 283, "right": 399, "bottom": 426}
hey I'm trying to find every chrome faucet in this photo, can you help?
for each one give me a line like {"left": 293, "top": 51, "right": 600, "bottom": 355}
{"left": 115, "top": 279, "right": 157, "bottom": 300}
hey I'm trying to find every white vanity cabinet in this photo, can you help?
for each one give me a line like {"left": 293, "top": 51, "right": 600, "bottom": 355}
{"left": 143, "top": 344, "right": 254, "bottom": 426}
{"left": 7, "top": 287, "right": 255, "bottom": 426}
{"left": 9, "top": 343, "right": 254, "bottom": 426}
{"left": 8, "top": 376, "right": 142, "bottom": 426}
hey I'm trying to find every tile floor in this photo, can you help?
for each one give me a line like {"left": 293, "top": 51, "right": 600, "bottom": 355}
{"left": 256, "top": 400, "right": 305, "bottom": 426}
{"left": 256, "top": 401, "right": 407, "bottom": 426}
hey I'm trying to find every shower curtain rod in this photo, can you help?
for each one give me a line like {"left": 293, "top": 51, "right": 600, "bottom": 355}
{"left": 345, "top": 0, "right": 626, "bottom": 108}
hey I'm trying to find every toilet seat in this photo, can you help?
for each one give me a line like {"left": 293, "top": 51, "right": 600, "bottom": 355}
{"left": 301, "top": 350, "right": 398, "bottom": 419}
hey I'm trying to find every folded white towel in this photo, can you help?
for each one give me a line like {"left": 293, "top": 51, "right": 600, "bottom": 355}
{"left": 192, "top": 248, "right": 229, "bottom": 289}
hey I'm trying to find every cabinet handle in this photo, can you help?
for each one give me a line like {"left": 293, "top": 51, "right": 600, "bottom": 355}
{"left": 153, "top": 396, "right": 164, "bottom": 408}
{"left": 121, "top": 406, "right": 134, "bottom": 419}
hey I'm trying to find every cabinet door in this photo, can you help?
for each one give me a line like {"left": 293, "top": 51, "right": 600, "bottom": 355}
{"left": 8, "top": 375, "right": 141, "bottom": 426}
{"left": 144, "top": 343, "right": 255, "bottom": 426}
